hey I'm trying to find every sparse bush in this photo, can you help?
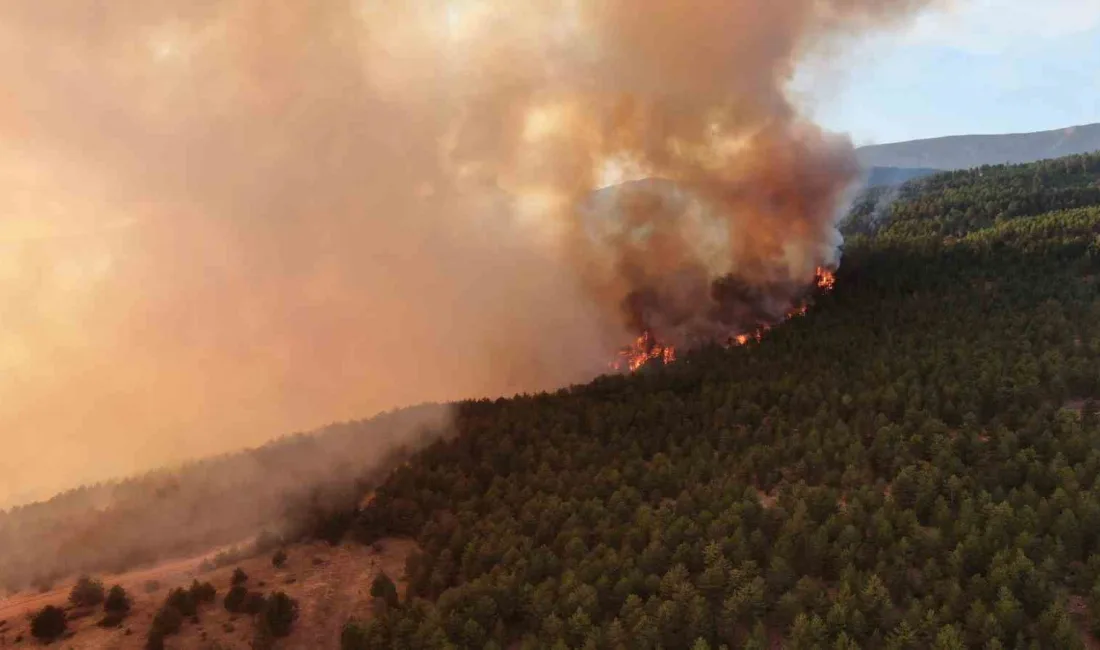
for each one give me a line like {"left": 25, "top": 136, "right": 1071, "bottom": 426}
{"left": 145, "top": 631, "right": 166, "bottom": 650}
{"left": 243, "top": 591, "right": 267, "bottom": 616}
{"left": 69, "top": 575, "right": 105, "bottom": 607}
{"left": 252, "top": 627, "right": 275, "bottom": 650}
{"left": 272, "top": 549, "right": 288, "bottom": 568}
{"left": 341, "top": 621, "right": 369, "bottom": 650}
{"left": 104, "top": 584, "right": 131, "bottom": 614}
{"left": 166, "top": 587, "right": 198, "bottom": 617}
{"left": 259, "top": 592, "right": 299, "bottom": 638}
{"left": 370, "top": 572, "right": 399, "bottom": 608}
{"left": 30, "top": 605, "right": 66, "bottom": 642}
{"left": 231, "top": 567, "right": 249, "bottom": 586}
{"left": 224, "top": 584, "right": 248, "bottom": 613}
{"left": 189, "top": 579, "right": 217, "bottom": 604}
{"left": 151, "top": 605, "right": 184, "bottom": 636}
{"left": 143, "top": 579, "right": 161, "bottom": 594}
{"left": 99, "top": 611, "right": 127, "bottom": 628}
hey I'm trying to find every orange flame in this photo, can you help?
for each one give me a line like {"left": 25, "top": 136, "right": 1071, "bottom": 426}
{"left": 614, "top": 267, "right": 835, "bottom": 371}
{"left": 611, "top": 331, "right": 676, "bottom": 372}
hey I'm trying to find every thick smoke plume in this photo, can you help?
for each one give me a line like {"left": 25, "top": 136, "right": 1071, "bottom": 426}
{"left": 0, "top": 0, "right": 933, "bottom": 505}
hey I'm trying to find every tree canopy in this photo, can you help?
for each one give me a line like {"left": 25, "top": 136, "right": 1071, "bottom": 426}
{"left": 343, "top": 152, "right": 1100, "bottom": 649}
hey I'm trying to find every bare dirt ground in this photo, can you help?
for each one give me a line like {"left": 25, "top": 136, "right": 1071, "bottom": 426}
{"left": 0, "top": 537, "right": 415, "bottom": 649}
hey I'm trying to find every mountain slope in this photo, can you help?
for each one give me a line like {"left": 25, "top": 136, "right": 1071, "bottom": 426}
{"left": 857, "top": 122, "right": 1100, "bottom": 171}
{"left": 345, "top": 152, "right": 1100, "bottom": 649}
{"left": 9, "top": 153, "right": 1100, "bottom": 649}
{"left": 0, "top": 538, "right": 416, "bottom": 650}
{"left": 0, "top": 404, "right": 449, "bottom": 594}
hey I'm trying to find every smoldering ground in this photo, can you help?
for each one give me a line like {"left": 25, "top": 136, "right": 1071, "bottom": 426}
{"left": 0, "top": 0, "right": 937, "bottom": 506}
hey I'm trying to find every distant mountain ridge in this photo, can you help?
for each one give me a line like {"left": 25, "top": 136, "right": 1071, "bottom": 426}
{"left": 857, "top": 122, "right": 1100, "bottom": 172}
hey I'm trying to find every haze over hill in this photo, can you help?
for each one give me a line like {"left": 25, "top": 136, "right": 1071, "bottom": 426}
{"left": 857, "top": 122, "right": 1100, "bottom": 172}
{"left": 6, "top": 151, "right": 1100, "bottom": 649}
{"left": 0, "top": 0, "right": 939, "bottom": 508}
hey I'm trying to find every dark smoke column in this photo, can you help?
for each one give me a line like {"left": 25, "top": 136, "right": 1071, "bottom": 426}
{"left": 422, "top": 0, "right": 935, "bottom": 353}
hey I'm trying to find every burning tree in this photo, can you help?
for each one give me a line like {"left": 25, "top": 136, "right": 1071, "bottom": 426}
{"left": 612, "top": 265, "right": 837, "bottom": 372}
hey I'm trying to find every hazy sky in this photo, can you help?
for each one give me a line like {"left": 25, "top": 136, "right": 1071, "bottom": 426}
{"left": 804, "top": 0, "right": 1100, "bottom": 144}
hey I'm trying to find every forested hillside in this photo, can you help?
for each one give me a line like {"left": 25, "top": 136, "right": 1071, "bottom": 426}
{"left": 846, "top": 152, "right": 1100, "bottom": 239}
{"left": 344, "top": 152, "right": 1100, "bottom": 649}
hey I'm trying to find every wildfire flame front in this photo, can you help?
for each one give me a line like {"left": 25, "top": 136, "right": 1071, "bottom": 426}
{"left": 612, "top": 266, "right": 837, "bottom": 372}
{"left": 611, "top": 331, "right": 677, "bottom": 372}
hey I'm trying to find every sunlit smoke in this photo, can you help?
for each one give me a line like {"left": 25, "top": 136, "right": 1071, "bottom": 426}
{"left": 0, "top": 0, "right": 934, "bottom": 505}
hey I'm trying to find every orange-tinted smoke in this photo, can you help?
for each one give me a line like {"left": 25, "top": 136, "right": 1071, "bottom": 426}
{"left": 0, "top": 0, "right": 934, "bottom": 506}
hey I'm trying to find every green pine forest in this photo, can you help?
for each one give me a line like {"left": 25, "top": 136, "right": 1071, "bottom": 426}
{"left": 341, "top": 152, "right": 1100, "bottom": 649}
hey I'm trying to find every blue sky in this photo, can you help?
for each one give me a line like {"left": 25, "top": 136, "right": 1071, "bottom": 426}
{"left": 799, "top": 0, "right": 1100, "bottom": 145}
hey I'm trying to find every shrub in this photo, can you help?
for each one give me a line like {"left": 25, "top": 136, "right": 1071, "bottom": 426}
{"left": 69, "top": 575, "right": 106, "bottom": 607}
{"left": 99, "top": 611, "right": 127, "bottom": 628}
{"left": 224, "top": 584, "right": 248, "bottom": 613}
{"left": 370, "top": 572, "right": 399, "bottom": 608}
{"left": 104, "top": 584, "right": 132, "bottom": 614}
{"left": 189, "top": 579, "right": 217, "bottom": 604}
{"left": 145, "top": 631, "right": 166, "bottom": 650}
{"left": 144, "top": 580, "right": 161, "bottom": 594}
{"left": 243, "top": 591, "right": 267, "bottom": 616}
{"left": 166, "top": 587, "right": 197, "bottom": 617}
{"left": 30, "top": 605, "right": 66, "bottom": 642}
{"left": 231, "top": 567, "right": 249, "bottom": 586}
{"left": 150, "top": 605, "right": 184, "bottom": 636}
{"left": 272, "top": 549, "right": 288, "bottom": 568}
{"left": 341, "top": 621, "right": 369, "bottom": 650}
{"left": 259, "top": 592, "right": 299, "bottom": 638}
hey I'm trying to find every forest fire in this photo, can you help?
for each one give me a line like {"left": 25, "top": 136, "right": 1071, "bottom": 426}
{"left": 612, "top": 332, "right": 677, "bottom": 372}
{"left": 612, "top": 266, "right": 837, "bottom": 372}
